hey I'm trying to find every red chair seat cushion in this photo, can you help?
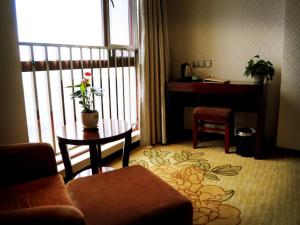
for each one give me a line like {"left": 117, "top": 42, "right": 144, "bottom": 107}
{"left": 0, "top": 175, "right": 73, "bottom": 211}
{"left": 193, "top": 107, "right": 232, "bottom": 122}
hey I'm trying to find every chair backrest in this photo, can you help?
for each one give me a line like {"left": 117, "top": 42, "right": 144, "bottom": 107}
{"left": 0, "top": 143, "right": 58, "bottom": 188}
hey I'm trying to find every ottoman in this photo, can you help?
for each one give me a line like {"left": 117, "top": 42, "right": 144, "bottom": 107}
{"left": 67, "top": 165, "right": 193, "bottom": 225}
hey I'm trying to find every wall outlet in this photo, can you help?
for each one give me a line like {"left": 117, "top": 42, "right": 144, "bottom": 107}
{"left": 193, "top": 59, "right": 212, "bottom": 68}
{"left": 199, "top": 60, "right": 205, "bottom": 67}
{"left": 192, "top": 60, "right": 199, "bottom": 67}
{"left": 204, "top": 60, "right": 212, "bottom": 67}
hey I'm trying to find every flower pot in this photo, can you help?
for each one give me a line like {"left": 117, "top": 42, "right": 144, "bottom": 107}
{"left": 253, "top": 74, "right": 265, "bottom": 84}
{"left": 81, "top": 111, "right": 99, "bottom": 129}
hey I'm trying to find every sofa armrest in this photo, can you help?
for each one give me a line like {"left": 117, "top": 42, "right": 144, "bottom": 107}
{"left": 0, "top": 143, "right": 58, "bottom": 187}
{"left": 0, "top": 205, "right": 85, "bottom": 225}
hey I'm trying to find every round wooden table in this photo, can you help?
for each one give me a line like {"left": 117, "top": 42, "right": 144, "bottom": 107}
{"left": 56, "top": 119, "right": 132, "bottom": 181}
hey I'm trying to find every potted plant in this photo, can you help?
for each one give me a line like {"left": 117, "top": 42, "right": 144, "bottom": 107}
{"left": 67, "top": 72, "right": 103, "bottom": 129}
{"left": 244, "top": 55, "right": 275, "bottom": 84}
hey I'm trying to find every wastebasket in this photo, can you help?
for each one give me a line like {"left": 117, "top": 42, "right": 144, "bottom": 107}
{"left": 236, "top": 128, "right": 256, "bottom": 157}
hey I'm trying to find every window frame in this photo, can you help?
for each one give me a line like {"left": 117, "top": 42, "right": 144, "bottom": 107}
{"left": 104, "top": 0, "right": 138, "bottom": 49}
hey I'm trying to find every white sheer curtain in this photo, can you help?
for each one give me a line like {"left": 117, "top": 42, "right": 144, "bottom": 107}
{"left": 139, "top": 0, "right": 170, "bottom": 145}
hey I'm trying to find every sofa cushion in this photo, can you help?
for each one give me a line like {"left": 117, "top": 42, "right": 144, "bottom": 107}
{"left": 67, "top": 165, "right": 193, "bottom": 225}
{"left": 0, "top": 175, "right": 73, "bottom": 211}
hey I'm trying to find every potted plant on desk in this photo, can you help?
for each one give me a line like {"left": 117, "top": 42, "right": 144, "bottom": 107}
{"left": 244, "top": 55, "right": 275, "bottom": 84}
{"left": 66, "top": 72, "right": 103, "bottom": 129}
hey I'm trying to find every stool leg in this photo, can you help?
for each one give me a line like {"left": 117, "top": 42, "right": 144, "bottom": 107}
{"left": 225, "top": 122, "right": 230, "bottom": 153}
{"left": 193, "top": 117, "right": 198, "bottom": 148}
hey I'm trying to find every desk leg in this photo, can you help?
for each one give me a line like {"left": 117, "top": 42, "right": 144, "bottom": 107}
{"left": 89, "top": 144, "right": 99, "bottom": 174}
{"left": 255, "top": 117, "right": 265, "bottom": 159}
{"left": 255, "top": 86, "right": 267, "bottom": 159}
{"left": 166, "top": 92, "right": 184, "bottom": 143}
{"left": 122, "top": 129, "right": 132, "bottom": 167}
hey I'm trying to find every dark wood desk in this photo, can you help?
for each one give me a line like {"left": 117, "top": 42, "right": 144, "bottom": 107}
{"left": 56, "top": 119, "right": 132, "bottom": 181}
{"left": 167, "top": 81, "right": 267, "bottom": 159}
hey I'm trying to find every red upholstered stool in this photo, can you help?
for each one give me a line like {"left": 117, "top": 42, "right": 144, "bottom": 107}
{"left": 192, "top": 106, "right": 233, "bottom": 153}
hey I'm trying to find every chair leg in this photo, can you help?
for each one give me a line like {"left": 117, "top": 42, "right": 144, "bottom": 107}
{"left": 192, "top": 117, "right": 198, "bottom": 148}
{"left": 224, "top": 123, "right": 230, "bottom": 153}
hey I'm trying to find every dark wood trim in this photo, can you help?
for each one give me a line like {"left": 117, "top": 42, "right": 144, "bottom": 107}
{"left": 21, "top": 57, "right": 135, "bottom": 72}
{"left": 103, "top": 0, "right": 110, "bottom": 47}
{"left": 167, "top": 81, "right": 262, "bottom": 95}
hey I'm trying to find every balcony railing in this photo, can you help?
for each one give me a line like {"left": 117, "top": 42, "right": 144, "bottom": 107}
{"left": 19, "top": 42, "right": 139, "bottom": 155}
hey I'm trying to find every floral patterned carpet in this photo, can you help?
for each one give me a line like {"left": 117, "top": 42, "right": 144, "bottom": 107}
{"left": 130, "top": 145, "right": 242, "bottom": 225}
{"left": 108, "top": 142, "right": 300, "bottom": 225}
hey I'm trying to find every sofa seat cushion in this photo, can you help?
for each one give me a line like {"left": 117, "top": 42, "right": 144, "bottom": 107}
{"left": 67, "top": 165, "right": 193, "bottom": 225}
{"left": 0, "top": 175, "right": 73, "bottom": 211}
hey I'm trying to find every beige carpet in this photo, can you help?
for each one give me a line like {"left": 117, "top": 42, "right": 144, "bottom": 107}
{"left": 108, "top": 141, "right": 300, "bottom": 225}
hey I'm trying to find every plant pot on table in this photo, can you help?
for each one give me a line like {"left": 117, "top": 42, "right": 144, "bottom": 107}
{"left": 253, "top": 74, "right": 265, "bottom": 84}
{"left": 81, "top": 111, "right": 99, "bottom": 129}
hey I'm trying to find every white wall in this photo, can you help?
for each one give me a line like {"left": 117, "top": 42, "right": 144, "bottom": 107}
{"left": 0, "top": 0, "right": 28, "bottom": 144}
{"left": 169, "top": 0, "right": 288, "bottom": 148}
{"left": 277, "top": 0, "right": 300, "bottom": 150}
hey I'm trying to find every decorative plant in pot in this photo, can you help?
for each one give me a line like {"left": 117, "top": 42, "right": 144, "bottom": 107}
{"left": 244, "top": 55, "right": 275, "bottom": 84}
{"left": 67, "top": 72, "right": 103, "bottom": 129}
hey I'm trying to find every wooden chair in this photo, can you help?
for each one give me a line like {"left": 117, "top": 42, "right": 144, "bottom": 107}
{"left": 192, "top": 106, "right": 233, "bottom": 153}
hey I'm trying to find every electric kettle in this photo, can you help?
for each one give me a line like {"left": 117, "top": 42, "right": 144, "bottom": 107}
{"left": 180, "top": 63, "right": 191, "bottom": 80}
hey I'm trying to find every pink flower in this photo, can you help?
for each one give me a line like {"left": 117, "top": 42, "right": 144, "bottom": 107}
{"left": 81, "top": 78, "right": 90, "bottom": 86}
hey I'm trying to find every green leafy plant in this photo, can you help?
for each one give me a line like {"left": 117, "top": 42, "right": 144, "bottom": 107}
{"left": 66, "top": 72, "right": 103, "bottom": 113}
{"left": 244, "top": 55, "right": 275, "bottom": 81}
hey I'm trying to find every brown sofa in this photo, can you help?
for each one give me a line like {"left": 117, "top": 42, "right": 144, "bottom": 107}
{"left": 0, "top": 143, "right": 193, "bottom": 225}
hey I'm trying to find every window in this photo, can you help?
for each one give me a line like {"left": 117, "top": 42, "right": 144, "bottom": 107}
{"left": 109, "top": 0, "right": 138, "bottom": 47}
{"left": 109, "top": 0, "right": 130, "bottom": 45}
{"left": 15, "top": 0, "right": 104, "bottom": 46}
{"left": 15, "top": 0, "right": 139, "bottom": 157}
{"left": 15, "top": 0, "right": 138, "bottom": 47}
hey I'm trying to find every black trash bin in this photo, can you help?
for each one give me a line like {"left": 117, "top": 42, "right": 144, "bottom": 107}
{"left": 236, "top": 128, "right": 256, "bottom": 157}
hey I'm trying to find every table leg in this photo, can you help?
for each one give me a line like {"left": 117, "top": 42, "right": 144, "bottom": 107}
{"left": 89, "top": 144, "right": 99, "bottom": 174}
{"left": 58, "top": 140, "right": 73, "bottom": 181}
{"left": 122, "top": 129, "right": 132, "bottom": 167}
{"left": 97, "top": 144, "right": 103, "bottom": 173}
